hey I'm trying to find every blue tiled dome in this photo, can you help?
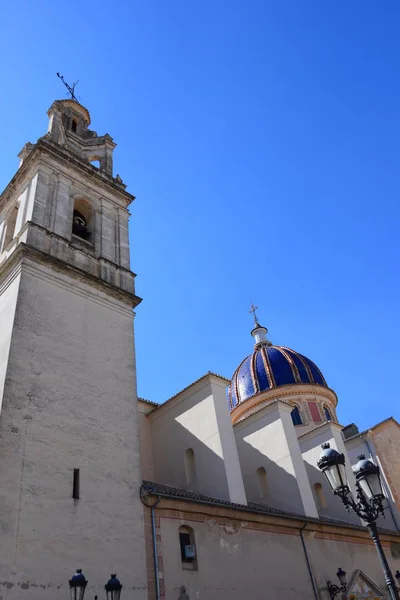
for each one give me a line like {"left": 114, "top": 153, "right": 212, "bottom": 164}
{"left": 227, "top": 345, "right": 327, "bottom": 411}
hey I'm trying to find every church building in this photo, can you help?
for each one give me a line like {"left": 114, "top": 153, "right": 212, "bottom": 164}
{"left": 0, "top": 99, "right": 399, "bottom": 600}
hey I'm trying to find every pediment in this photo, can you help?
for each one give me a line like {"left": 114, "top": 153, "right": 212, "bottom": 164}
{"left": 347, "top": 569, "right": 386, "bottom": 598}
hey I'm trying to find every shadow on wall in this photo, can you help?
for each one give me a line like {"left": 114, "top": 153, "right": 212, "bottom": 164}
{"left": 151, "top": 414, "right": 230, "bottom": 501}
{"left": 152, "top": 413, "right": 305, "bottom": 516}
{"left": 151, "top": 404, "right": 397, "bottom": 527}
{"left": 238, "top": 443, "right": 304, "bottom": 513}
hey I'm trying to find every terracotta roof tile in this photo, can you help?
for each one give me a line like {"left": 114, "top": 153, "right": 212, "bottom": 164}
{"left": 141, "top": 480, "right": 399, "bottom": 535}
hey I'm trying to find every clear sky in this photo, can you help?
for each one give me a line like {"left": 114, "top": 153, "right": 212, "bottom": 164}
{"left": 1, "top": 1, "right": 399, "bottom": 431}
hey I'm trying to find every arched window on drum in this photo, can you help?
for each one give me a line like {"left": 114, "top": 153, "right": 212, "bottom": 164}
{"left": 291, "top": 405, "right": 303, "bottom": 426}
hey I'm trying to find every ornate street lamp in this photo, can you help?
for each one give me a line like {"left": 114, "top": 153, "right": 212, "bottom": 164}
{"left": 69, "top": 570, "right": 88, "bottom": 600}
{"left": 317, "top": 444, "right": 400, "bottom": 600}
{"left": 317, "top": 443, "right": 349, "bottom": 496}
{"left": 105, "top": 574, "right": 122, "bottom": 600}
{"left": 327, "top": 568, "right": 347, "bottom": 599}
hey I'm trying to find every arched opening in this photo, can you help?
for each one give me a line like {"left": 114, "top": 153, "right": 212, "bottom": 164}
{"left": 72, "top": 198, "right": 93, "bottom": 242}
{"left": 184, "top": 448, "right": 196, "bottom": 486}
{"left": 256, "top": 466, "right": 268, "bottom": 498}
{"left": 324, "top": 406, "right": 332, "bottom": 421}
{"left": 291, "top": 405, "right": 302, "bottom": 426}
{"left": 71, "top": 119, "right": 78, "bottom": 133}
{"left": 179, "top": 525, "right": 197, "bottom": 570}
{"left": 2, "top": 205, "right": 19, "bottom": 250}
{"left": 313, "top": 482, "right": 327, "bottom": 510}
{"left": 89, "top": 155, "right": 101, "bottom": 170}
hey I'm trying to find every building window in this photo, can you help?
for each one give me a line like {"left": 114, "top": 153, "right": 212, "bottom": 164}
{"left": 291, "top": 406, "right": 302, "bottom": 426}
{"left": 184, "top": 448, "right": 196, "bottom": 486}
{"left": 324, "top": 406, "right": 332, "bottom": 421}
{"left": 2, "top": 205, "right": 19, "bottom": 250}
{"left": 179, "top": 526, "right": 197, "bottom": 570}
{"left": 313, "top": 482, "right": 327, "bottom": 510}
{"left": 256, "top": 466, "right": 268, "bottom": 498}
{"left": 72, "top": 199, "right": 93, "bottom": 242}
{"left": 71, "top": 119, "right": 78, "bottom": 133}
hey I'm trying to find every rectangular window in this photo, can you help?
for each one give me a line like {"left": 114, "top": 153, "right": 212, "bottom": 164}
{"left": 308, "top": 401, "right": 322, "bottom": 422}
{"left": 72, "top": 468, "right": 80, "bottom": 499}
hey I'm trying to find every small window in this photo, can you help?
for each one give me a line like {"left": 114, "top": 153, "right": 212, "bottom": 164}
{"left": 324, "top": 406, "right": 332, "bottom": 421}
{"left": 256, "top": 466, "right": 268, "bottom": 498}
{"left": 179, "top": 526, "right": 197, "bottom": 570}
{"left": 291, "top": 406, "right": 302, "bottom": 426}
{"left": 72, "top": 468, "right": 80, "bottom": 499}
{"left": 71, "top": 119, "right": 78, "bottom": 133}
{"left": 184, "top": 448, "right": 196, "bottom": 486}
{"left": 313, "top": 482, "right": 327, "bottom": 510}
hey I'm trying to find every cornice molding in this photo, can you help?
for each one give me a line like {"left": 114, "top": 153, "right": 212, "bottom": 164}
{"left": 0, "top": 241, "right": 141, "bottom": 311}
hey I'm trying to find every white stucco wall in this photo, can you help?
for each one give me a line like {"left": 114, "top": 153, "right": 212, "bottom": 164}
{"left": 234, "top": 401, "right": 318, "bottom": 516}
{"left": 150, "top": 376, "right": 244, "bottom": 503}
{"left": 160, "top": 515, "right": 312, "bottom": 600}
{"left": 209, "top": 379, "right": 246, "bottom": 504}
{"left": 156, "top": 507, "right": 400, "bottom": 600}
{"left": 0, "top": 259, "right": 147, "bottom": 600}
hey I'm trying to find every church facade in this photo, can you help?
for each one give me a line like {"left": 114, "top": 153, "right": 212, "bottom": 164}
{"left": 0, "top": 99, "right": 399, "bottom": 600}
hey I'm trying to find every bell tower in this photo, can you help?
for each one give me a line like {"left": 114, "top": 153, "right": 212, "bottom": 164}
{"left": 0, "top": 100, "right": 147, "bottom": 600}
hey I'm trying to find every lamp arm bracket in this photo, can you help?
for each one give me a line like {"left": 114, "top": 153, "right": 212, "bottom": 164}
{"left": 327, "top": 580, "right": 346, "bottom": 600}
{"left": 336, "top": 484, "right": 384, "bottom": 522}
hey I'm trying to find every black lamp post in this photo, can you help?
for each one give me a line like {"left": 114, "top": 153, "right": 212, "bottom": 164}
{"left": 327, "top": 568, "right": 347, "bottom": 599}
{"left": 395, "top": 571, "right": 400, "bottom": 590}
{"left": 69, "top": 570, "right": 88, "bottom": 600}
{"left": 317, "top": 443, "right": 400, "bottom": 600}
{"left": 105, "top": 574, "right": 123, "bottom": 600}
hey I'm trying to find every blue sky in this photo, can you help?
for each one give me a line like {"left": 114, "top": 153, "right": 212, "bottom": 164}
{"left": 1, "top": 1, "right": 399, "bottom": 430}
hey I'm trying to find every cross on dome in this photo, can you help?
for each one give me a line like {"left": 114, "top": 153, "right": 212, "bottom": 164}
{"left": 249, "top": 302, "right": 260, "bottom": 327}
{"left": 248, "top": 302, "right": 271, "bottom": 348}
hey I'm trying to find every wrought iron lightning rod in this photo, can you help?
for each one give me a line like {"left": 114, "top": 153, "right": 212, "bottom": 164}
{"left": 56, "top": 72, "right": 79, "bottom": 102}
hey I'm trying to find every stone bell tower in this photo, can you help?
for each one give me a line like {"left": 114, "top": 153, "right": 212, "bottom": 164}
{"left": 0, "top": 100, "right": 147, "bottom": 600}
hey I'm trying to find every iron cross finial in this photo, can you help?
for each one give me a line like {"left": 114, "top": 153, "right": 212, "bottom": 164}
{"left": 249, "top": 301, "right": 260, "bottom": 326}
{"left": 56, "top": 72, "right": 79, "bottom": 102}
